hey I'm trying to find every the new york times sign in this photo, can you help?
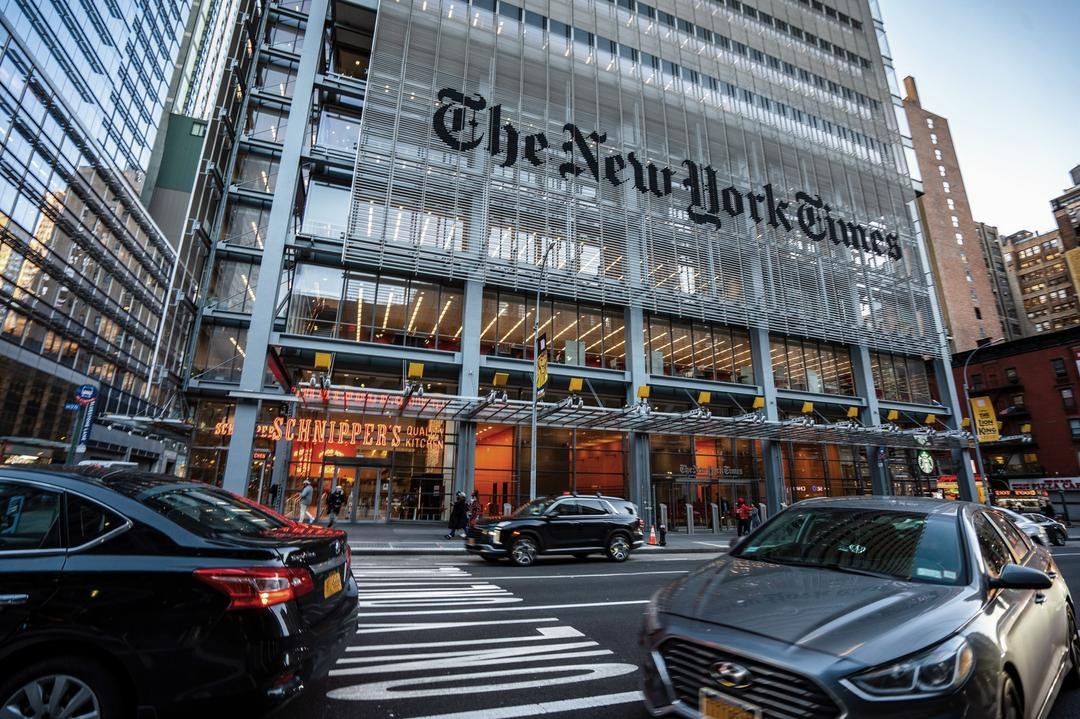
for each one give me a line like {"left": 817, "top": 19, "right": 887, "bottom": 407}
{"left": 433, "top": 88, "right": 902, "bottom": 260}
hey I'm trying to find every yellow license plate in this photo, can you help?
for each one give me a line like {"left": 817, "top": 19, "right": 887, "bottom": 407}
{"left": 700, "top": 689, "right": 761, "bottom": 719}
{"left": 323, "top": 572, "right": 343, "bottom": 598}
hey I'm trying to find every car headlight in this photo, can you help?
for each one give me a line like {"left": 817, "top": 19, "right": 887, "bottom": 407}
{"left": 843, "top": 636, "right": 974, "bottom": 700}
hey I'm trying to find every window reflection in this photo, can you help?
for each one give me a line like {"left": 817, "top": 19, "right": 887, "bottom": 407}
{"left": 771, "top": 334, "right": 854, "bottom": 395}
{"left": 480, "top": 289, "right": 626, "bottom": 370}
{"left": 646, "top": 315, "right": 754, "bottom": 384}
{"left": 871, "top": 351, "right": 932, "bottom": 404}
{"left": 287, "top": 265, "right": 462, "bottom": 350}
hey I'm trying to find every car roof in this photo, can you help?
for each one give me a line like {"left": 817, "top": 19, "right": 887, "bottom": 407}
{"left": 797, "top": 495, "right": 964, "bottom": 516}
{"left": 1, "top": 466, "right": 214, "bottom": 498}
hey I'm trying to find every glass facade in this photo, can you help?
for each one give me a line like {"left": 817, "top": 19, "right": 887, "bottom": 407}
{"left": 0, "top": 3, "right": 191, "bottom": 466}
{"left": 191, "top": 0, "right": 970, "bottom": 519}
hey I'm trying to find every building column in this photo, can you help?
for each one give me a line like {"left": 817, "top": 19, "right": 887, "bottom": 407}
{"left": 625, "top": 304, "right": 652, "bottom": 524}
{"left": 749, "top": 327, "right": 784, "bottom": 515}
{"left": 454, "top": 279, "right": 483, "bottom": 495}
{"left": 934, "top": 357, "right": 979, "bottom": 501}
{"left": 851, "top": 345, "right": 889, "bottom": 496}
{"left": 221, "top": 0, "right": 329, "bottom": 494}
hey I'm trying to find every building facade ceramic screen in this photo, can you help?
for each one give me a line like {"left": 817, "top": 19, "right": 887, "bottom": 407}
{"left": 346, "top": 0, "right": 940, "bottom": 356}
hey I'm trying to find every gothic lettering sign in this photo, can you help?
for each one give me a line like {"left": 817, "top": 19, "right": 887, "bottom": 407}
{"left": 433, "top": 88, "right": 903, "bottom": 260}
{"left": 213, "top": 419, "right": 444, "bottom": 450}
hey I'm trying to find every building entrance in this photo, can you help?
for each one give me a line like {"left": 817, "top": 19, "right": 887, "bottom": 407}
{"left": 653, "top": 478, "right": 761, "bottom": 530}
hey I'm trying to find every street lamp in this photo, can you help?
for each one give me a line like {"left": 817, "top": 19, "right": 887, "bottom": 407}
{"left": 961, "top": 337, "right": 1006, "bottom": 504}
{"left": 529, "top": 241, "right": 556, "bottom": 500}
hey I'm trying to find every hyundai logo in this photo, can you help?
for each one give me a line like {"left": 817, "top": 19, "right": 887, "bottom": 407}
{"left": 710, "top": 661, "right": 753, "bottom": 689}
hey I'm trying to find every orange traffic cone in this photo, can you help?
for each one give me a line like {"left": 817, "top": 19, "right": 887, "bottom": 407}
{"left": 648, "top": 525, "right": 658, "bottom": 545}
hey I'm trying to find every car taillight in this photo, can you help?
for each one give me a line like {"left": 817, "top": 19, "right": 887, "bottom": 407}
{"left": 194, "top": 567, "right": 314, "bottom": 609}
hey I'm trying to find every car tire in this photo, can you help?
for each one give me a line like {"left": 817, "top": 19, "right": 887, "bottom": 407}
{"left": 1067, "top": 605, "right": 1080, "bottom": 687}
{"left": 606, "top": 533, "right": 631, "bottom": 562}
{"left": 511, "top": 536, "right": 539, "bottom": 566}
{"left": 0, "top": 656, "right": 127, "bottom": 719}
{"left": 999, "top": 674, "right": 1022, "bottom": 719}
{"left": 1055, "top": 531, "right": 1068, "bottom": 547}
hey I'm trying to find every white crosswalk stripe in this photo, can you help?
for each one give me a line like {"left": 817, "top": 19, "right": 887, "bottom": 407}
{"left": 315, "top": 564, "right": 642, "bottom": 717}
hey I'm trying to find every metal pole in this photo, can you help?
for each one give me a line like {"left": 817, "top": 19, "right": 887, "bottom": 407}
{"left": 529, "top": 242, "right": 554, "bottom": 500}
{"left": 962, "top": 338, "right": 1004, "bottom": 504}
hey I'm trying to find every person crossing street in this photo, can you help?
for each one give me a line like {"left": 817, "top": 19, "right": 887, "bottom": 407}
{"left": 734, "top": 497, "right": 753, "bottom": 537}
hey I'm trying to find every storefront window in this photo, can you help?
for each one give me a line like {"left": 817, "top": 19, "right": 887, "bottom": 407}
{"left": 481, "top": 289, "right": 625, "bottom": 369}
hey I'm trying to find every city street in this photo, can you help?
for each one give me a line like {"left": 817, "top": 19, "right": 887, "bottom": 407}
{"left": 272, "top": 545, "right": 1080, "bottom": 719}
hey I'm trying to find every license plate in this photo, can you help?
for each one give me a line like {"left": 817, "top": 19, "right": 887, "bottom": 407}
{"left": 700, "top": 688, "right": 761, "bottom": 719}
{"left": 467, "top": 537, "right": 476, "bottom": 545}
{"left": 323, "top": 571, "right": 343, "bottom": 598}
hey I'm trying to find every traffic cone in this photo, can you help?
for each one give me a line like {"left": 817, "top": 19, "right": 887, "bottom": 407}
{"left": 648, "top": 525, "right": 658, "bottom": 545}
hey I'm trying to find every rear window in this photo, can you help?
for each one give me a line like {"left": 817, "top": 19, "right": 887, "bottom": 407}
{"left": 138, "top": 484, "right": 292, "bottom": 538}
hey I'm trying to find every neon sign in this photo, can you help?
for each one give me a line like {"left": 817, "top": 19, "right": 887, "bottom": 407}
{"left": 213, "top": 418, "right": 444, "bottom": 450}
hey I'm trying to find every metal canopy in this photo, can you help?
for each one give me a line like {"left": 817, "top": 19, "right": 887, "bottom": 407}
{"left": 295, "top": 387, "right": 967, "bottom": 450}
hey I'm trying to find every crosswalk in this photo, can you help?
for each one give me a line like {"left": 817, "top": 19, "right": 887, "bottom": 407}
{"left": 321, "top": 563, "right": 645, "bottom": 718}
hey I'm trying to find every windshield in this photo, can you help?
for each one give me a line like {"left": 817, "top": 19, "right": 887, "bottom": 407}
{"left": 732, "top": 507, "right": 966, "bottom": 586}
{"left": 513, "top": 497, "right": 558, "bottom": 517}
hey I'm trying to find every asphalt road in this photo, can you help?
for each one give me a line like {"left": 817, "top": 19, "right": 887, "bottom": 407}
{"left": 273, "top": 546, "right": 1080, "bottom": 719}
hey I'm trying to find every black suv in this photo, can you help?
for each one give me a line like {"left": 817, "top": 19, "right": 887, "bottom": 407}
{"left": 466, "top": 494, "right": 645, "bottom": 566}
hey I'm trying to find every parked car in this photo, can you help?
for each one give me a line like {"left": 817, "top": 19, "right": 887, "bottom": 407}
{"left": 996, "top": 505, "right": 1050, "bottom": 546}
{"left": 466, "top": 493, "right": 644, "bottom": 566}
{"left": 0, "top": 467, "right": 357, "bottom": 719}
{"left": 1025, "top": 512, "right": 1069, "bottom": 547}
{"left": 641, "top": 497, "right": 1076, "bottom": 719}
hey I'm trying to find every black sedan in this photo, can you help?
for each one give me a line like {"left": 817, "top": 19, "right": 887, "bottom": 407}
{"left": 641, "top": 497, "right": 1078, "bottom": 719}
{"left": 0, "top": 467, "right": 357, "bottom": 719}
{"left": 466, "top": 494, "right": 645, "bottom": 566}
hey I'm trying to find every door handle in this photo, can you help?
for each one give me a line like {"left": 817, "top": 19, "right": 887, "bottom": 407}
{"left": 1035, "top": 593, "right": 1047, "bottom": 605}
{"left": 1048, "top": 570, "right": 1058, "bottom": 579}
{"left": 0, "top": 594, "right": 29, "bottom": 606}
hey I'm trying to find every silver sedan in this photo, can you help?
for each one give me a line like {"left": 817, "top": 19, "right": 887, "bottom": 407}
{"left": 640, "top": 496, "right": 1079, "bottom": 719}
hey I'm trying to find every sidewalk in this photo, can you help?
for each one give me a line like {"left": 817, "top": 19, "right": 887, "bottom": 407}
{"left": 332, "top": 520, "right": 737, "bottom": 555}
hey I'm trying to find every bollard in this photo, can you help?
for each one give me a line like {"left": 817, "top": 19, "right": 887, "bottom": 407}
{"left": 659, "top": 503, "right": 669, "bottom": 531}
{"left": 710, "top": 502, "right": 720, "bottom": 534}
{"left": 503, "top": 502, "right": 513, "bottom": 516}
{"left": 685, "top": 503, "right": 695, "bottom": 535}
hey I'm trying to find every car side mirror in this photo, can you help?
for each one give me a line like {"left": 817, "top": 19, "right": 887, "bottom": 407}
{"left": 989, "top": 564, "right": 1053, "bottom": 591}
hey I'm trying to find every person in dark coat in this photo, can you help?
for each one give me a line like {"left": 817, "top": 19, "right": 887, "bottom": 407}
{"left": 326, "top": 485, "right": 345, "bottom": 527}
{"left": 446, "top": 492, "right": 469, "bottom": 539}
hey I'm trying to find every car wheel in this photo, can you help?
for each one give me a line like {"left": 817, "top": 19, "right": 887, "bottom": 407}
{"left": 999, "top": 674, "right": 1022, "bottom": 719}
{"left": 0, "top": 656, "right": 125, "bottom": 719}
{"left": 1055, "top": 531, "right": 1068, "bottom": 547}
{"left": 606, "top": 533, "right": 631, "bottom": 562}
{"left": 1067, "top": 605, "right": 1080, "bottom": 686}
{"left": 573, "top": 553, "right": 590, "bottom": 560}
{"left": 511, "top": 537, "right": 538, "bottom": 566}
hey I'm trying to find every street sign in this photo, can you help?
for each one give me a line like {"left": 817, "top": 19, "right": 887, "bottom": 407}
{"left": 75, "top": 384, "right": 98, "bottom": 404}
{"left": 536, "top": 334, "right": 548, "bottom": 398}
{"left": 63, "top": 402, "right": 80, "bottom": 411}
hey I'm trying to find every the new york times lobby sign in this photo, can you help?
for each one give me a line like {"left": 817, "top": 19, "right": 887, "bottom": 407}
{"left": 432, "top": 88, "right": 903, "bottom": 261}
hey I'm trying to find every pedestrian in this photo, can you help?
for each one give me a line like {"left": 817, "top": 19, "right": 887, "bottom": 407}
{"left": 298, "top": 479, "right": 313, "bottom": 524}
{"left": 326, "top": 484, "right": 345, "bottom": 527}
{"left": 446, "top": 491, "right": 469, "bottom": 539}
{"left": 268, "top": 482, "right": 279, "bottom": 511}
{"left": 734, "top": 497, "right": 753, "bottom": 537}
{"left": 468, "top": 490, "right": 483, "bottom": 528}
{"left": 749, "top": 503, "right": 762, "bottom": 531}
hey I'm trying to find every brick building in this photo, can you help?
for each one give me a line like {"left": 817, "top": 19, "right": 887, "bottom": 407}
{"left": 954, "top": 327, "right": 1080, "bottom": 517}
{"left": 1003, "top": 229, "right": 1080, "bottom": 334}
{"left": 904, "top": 76, "right": 1001, "bottom": 352}
{"left": 976, "top": 221, "right": 1027, "bottom": 340}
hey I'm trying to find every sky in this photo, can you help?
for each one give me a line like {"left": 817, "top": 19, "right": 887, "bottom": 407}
{"left": 879, "top": 0, "right": 1080, "bottom": 235}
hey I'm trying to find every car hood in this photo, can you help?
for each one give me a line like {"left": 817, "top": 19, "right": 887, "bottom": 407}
{"left": 659, "top": 556, "right": 981, "bottom": 667}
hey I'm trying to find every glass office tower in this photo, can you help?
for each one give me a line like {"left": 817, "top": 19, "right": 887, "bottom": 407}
{"left": 190, "top": 0, "right": 979, "bottom": 524}
{"left": 0, "top": 1, "right": 191, "bottom": 468}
